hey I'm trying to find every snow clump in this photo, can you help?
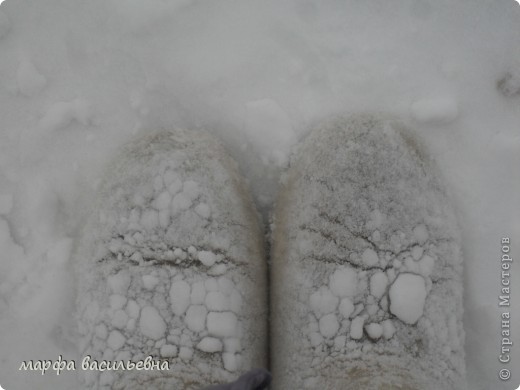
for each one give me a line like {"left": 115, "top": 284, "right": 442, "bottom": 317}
{"left": 139, "top": 305, "right": 166, "bottom": 340}
{"left": 389, "top": 273, "right": 427, "bottom": 325}
{"left": 329, "top": 266, "right": 357, "bottom": 298}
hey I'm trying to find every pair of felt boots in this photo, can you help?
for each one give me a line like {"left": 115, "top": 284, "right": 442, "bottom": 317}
{"left": 73, "top": 114, "right": 466, "bottom": 390}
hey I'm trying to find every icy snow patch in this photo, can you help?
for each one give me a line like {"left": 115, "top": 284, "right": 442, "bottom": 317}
{"left": 208, "top": 264, "right": 227, "bottom": 276}
{"left": 218, "top": 278, "right": 234, "bottom": 295}
{"left": 190, "top": 281, "right": 206, "bottom": 305}
{"left": 319, "top": 314, "right": 340, "bottom": 338}
{"left": 95, "top": 324, "right": 108, "bottom": 340}
{"left": 338, "top": 298, "right": 355, "bottom": 318}
{"left": 205, "top": 278, "right": 219, "bottom": 292}
{"left": 308, "top": 332, "right": 323, "bottom": 347}
{"left": 413, "top": 224, "right": 429, "bottom": 244}
{"left": 365, "top": 323, "right": 383, "bottom": 340}
{"left": 361, "top": 249, "right": 379, "bottom": 267}
{"left": 169, "top": 280, "right": 190, "bottom": 316}
{"left": 139, "top": 306, "right": 166, "bottom": 340}
{"left": 411, "top": 246, "right": 424, "bottom": 261}
{"left": 126, "top": 300, "right": 140, "bottom": 319}
{"left": 389, "top": 273, "right": 427, "bottom": 325}
{"left": 195, "top": 203, "right": 211, "bottom": 219}
{"left": 369, "top": 272, "right": 388, "bottom": 299}
{"left": 109, "top": 294, "right": 127, "bottom": 310}
{"left": 160, "top": 344, "right": 178, "bottom": 358}
{"left": 111, "top": 310, "right": 128, "bottom": 329}
{"left": 159, "top": 216, "right": 173, "bottom": 234}
{"left": 223, "top": 338, "right": 241, "bottom": 353}
{"left": 207, "top": 312, "right": 238, "bottom": 338}
{"left": 222, "top": 352, "right": 238, "bottom": 372}
{"left": 140, "top": 209, "right": 159, "bottom": 231}
{"left": 196, "top": 337, "right": 223, "bottom": 353}
{"left": 366, "top": 209, "right": 384, "bottom": 230}
{"left": 171, "top": 193, "right": 191, "bottom": 213}
{"left": 179, "top": 347, "right": 193, "bottom": 361}
{"left": 350, "top": 316, "right": 365, "bottom": 340}
{"left": 419, "top": 255, "right": 436, "bottom": 276}
{"left": 107, "top": 272, "right": 131, "bottom": 295}
{"left": 334, "top": 335, "right": 347, "bottom": 350}
{"left": 152, "top": 191, "right": 171, "bottom": 210}
{"left": 107, "top": 330, "right": 126, "bottom": 350}
{"left": 309, "top": 287, "right": 339, "bottom": 316}
{"left": 329, "top": 267, "right": 357, "bottom": 298}
{"left": 205, "top": 291, "right": 228, "bottom": 311}
{"left": 142, "top": 275, "right": 159, "bottom": 290}
{"left": 382, "top": 319, "right": 396, "bottom": 339}
{"left": 183, "top": 181, "right": 200, "bottom": 200}
{"left": 168, "top": 178, "right": 183, "bottom": 196}
{"left": 198, "top": 251, "right": 217, "bottom": 267}
{"left": 185, "top": 305, "right": 207, "bottom": 333}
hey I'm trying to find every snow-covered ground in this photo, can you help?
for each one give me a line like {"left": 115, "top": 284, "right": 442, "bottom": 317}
{"left": 0, "top": 0, "right": 519, "bottom": 389}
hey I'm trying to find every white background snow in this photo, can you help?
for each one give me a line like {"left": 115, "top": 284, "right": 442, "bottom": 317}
{"left": 0, "top": 0, "right": 519, "bottom": 389}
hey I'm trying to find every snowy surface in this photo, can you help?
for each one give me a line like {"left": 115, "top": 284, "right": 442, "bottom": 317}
{"left": 0, "top": 0, "right": 519, "bottom": 389}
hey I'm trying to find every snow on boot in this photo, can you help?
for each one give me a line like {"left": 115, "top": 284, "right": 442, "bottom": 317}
{"left": 270, "top": 114, "right": 466, "bottom": 390}
{"left": 73, "top": 129, "right": 268, "bottom": 389}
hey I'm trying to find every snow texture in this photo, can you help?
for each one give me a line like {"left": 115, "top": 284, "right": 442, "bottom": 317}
{"left": 271, "top": 115, "right": 466, "bottom": 390}
{"left": 72, "top": 130, "right": 267, "bottom": 389}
